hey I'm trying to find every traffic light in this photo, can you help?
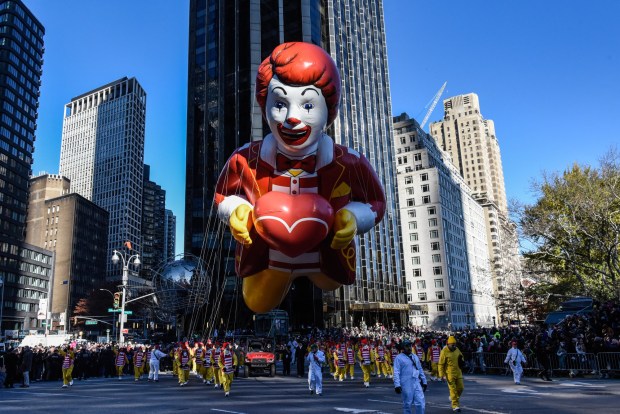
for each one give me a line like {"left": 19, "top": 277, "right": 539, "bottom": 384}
{"left": 113, "top": 292, "right": 121, "bottom": 309}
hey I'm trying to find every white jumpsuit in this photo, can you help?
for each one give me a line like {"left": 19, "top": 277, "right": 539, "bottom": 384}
{"left": 504, "top": 347, "right": 526, "bottom": 384}
{"left": 307, "top": 350, "right": 326, "bottom": 394}
{"left": 148, "top": 349, "right": 167, "bottom": 381}
{"left": 393, "top": 352, "right": 427, "bottom": 414}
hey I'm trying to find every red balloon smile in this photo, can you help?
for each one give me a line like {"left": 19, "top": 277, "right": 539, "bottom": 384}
{"left": 277, "top": 124, "right": 312, "bottom": 146}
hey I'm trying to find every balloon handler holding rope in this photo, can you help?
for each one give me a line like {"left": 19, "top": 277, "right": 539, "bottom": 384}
{"left": 215, "top": 42, "right": 386, "bottom": 313}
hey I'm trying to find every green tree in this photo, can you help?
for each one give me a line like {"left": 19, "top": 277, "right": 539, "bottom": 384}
{"left": 517, "top": 149, "right": 620, "bottom": 301}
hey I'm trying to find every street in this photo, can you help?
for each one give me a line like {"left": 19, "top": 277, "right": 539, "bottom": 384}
{"left": 1, "top": 370, "right": 619, "bottom": 414}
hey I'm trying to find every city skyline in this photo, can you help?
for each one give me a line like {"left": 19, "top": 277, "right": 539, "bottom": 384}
{"left": 25, "top": 0, "right": 620, "bottom": 256}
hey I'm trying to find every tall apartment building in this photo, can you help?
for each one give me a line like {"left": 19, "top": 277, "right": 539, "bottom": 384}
{"left": 25, "top": 174, "right": 108, "bottom": 322}
{"left": 186, "top": 0, "right": 405, "bottom": 330}
{"left": 430, "top": 94, "right": 520, "bottom": 322}
{"left": 59, "top": 77, "right": 146, "bottom": 283}
{"left": 394, "top": 113, "right": 496, "bottom": 329}
{"left": 141, "top": 164, "right": 165, "bottom": 279}
{"left": 0, "top": 0, "right": 46, "bottom": 335}
{"left": 164, "top": 209, "right": 176, "bottom": 263}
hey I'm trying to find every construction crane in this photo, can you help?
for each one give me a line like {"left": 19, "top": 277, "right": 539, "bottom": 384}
{"left": 419, "top": 81, "right": 447, "bottom": 130}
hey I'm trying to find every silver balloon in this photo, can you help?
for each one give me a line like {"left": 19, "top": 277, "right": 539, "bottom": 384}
{"left": 152, "top": 256, "right": 210, "bottom": 314}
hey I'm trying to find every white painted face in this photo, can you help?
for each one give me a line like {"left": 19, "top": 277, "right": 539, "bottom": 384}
{"left": 265, "top": 76, "right": 328, "bottom": 155}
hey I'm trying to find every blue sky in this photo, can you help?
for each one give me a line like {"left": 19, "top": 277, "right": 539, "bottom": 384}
{"left": 26, "top": 1, "right": 620, "bottom": 255}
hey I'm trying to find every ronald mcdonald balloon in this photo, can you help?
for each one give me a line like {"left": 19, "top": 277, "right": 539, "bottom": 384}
{"left": 215, "top": 42, "right": 386, "bottom": 313}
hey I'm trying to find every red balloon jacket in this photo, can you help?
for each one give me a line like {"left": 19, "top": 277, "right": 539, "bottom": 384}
{"left": 214, "top": 134, "right": 386, "bottom": 285}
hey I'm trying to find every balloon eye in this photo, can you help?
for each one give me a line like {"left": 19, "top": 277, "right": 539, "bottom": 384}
{"left": 303, "top": 103, "right": 314, "bottom": 112}
{"left": 275, "top": 101, "right": 285, "bottom": 110}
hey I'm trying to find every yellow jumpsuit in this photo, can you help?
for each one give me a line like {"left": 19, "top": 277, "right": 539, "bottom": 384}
{"left": 438, "top": 345, "right": 465, "bottom": 410}
{"left": 133, "top": 351, "right": 145, "bottom": 380}
{"left": 345, "top": 346, "right": 356, "bottom": 379}
{"left": 357, "top": 344, "right": 373, "bottom": 385}
{"left": 373, "top": 345, "right": 390, "bottom": 378}
{"left": 114, "top": 349, "right": 127, "bottom": 377}
{"left": 59, "top": 350, "right": 74, "bottom": 386}
{"left": 176, "top": 348, "right": 192, "bottom": 384}
{"left": 427, "top": 345, "right": 441, "bottom": 380}
{"left": 218, "top": 350, "right": 238, "bottom": 394}
{"left": 333, "top": 349, "right": 346, "bottom": 381}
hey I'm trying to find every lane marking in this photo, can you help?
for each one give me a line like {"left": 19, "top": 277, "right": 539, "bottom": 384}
{"left": 368, "top": 399, "right": 400, "bottom": 405}
{"left": 211, "top": 410, "right": 247, "bottom": 414}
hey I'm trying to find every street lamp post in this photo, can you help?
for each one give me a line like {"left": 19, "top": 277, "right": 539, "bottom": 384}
{"left": 0, "top": 275, "right": 5, "bottom": 336}
{"left": 111, "top": 249, "right": 140, "bottom": 344}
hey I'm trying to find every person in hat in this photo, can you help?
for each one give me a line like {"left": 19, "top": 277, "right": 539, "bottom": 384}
{"left": 357, "top": 338, "right": 373, "bottom": 387}
{"left": 504, "top": 340, "right": 526, "bottom": 385}
{"left": 58, "top": 345, "right": 75, "bottom": 388}
{"left": 426, "top": 339, "right": 441, "bottom": 381}
{"left": 133, "top": 346, "right": 146, "bottom": 381}
{"left": 148, "top": 344, "right": 167, "bottom": 382}
{"left": 307, "top": 343, "right": 325, "bottom": 395}
{"left": 218, "top": 342, "right": 237, "bottom": 396}
{"left": 393, "top": 340, "right": 427, "bottom": 414}
{"left": 177, "top": 342, "right": 192, "bottom": 386}
{"left": 114, "top": 346, "right": 127, "bottom": 380}
{"left": 439, "top": 336, "right": 465, "bottom": 412}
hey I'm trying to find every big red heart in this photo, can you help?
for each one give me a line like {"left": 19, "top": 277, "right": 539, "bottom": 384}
{"left": 253, "top": 192, "right": 334, "bottom": 258}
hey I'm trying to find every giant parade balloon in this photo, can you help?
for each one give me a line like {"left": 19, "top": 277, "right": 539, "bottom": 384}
{"left": 215, "top": 42, "right": 386, "bottom": 313}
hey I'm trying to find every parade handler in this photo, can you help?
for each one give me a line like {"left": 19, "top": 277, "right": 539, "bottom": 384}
{"left": 219, "top": 342, "right": 238, "bottom": 397}
{"left": 393, "top": 340, "right": 427, "bottom": 414}
{"left": 439, "top": 336, "right": 465, "bottom": 413}
{"left": 307, "top": 343, "right": 326, "bottom": 395}
{"left": 215, "top": 41, "right": 386, "bottom": 314}
{"left": 504, "top": 340, "right": 527, "bottom": 385}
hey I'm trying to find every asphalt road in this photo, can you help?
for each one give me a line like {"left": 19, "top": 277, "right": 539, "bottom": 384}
{"left": 1, "top": 370, "right": 619, "bottom": 414}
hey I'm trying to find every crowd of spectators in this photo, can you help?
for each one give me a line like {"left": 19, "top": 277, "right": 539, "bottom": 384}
{"left": 2, "top": 301, "right": 618, "bottom": 387}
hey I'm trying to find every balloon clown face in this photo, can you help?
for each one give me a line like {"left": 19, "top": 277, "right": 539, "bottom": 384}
{"left": 265, "top": 76, "right": 328, "bottom": 154}
{"left": 214, "top": 42, "right": 386, "bottom": 314}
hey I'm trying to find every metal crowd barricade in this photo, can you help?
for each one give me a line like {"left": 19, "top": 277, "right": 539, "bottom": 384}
{"left": 478, "top": 352, "right": 509, "bottom": 375}
{"left": 550, "top": 352, "right": 597, "bottom": 376}
{"left": 596, "top": 352, "right": 620, "bottom": 377}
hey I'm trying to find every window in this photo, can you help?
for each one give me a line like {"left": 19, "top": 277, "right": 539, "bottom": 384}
{"left": 418, "top": 292, "right": 427, "bottom": 301}
{"left": 417, "top": 280, "right": 426, "bottom": 289}
{"left": 408, "top": 221, "right": 417, "bottom": 230}
{"left": 410, "top": 244, "right": 419, "bottom": 253}
{"left": 412, "top": 256, "right": 421, "bottom": 265}
{"left": 421, "top": 184, "right": 430, "bottom": 192}
{"left": 406, "top": 281, "right": 411, "bottom": 291}
{"left": 436, "top": 291, "right": 445, "bottom": 300}
{"left": 406, "top": 294, "right": 412, "bottom": 302}
{"left": 434, "top": 279, "right": 444, "bottom": 288}
{"left": 421, "top": 173, "right": 428, "bottom": 181}
{"left": 404, "top": 176, "right": 413, "bottom": 184}
{"left": 431, "top": 242, "right": 440, "bottom": 250}
{"left": 406, "top": 187, "right": 414, "bottom": 195}
{"left": 409, "top": 233, "right": 418, "bottom": 242}
{"left": 413, "top": 269, "right": 422, "bottom": 277}
{"left": 427, "top": 206, "right": 436, "bottom": 215}
{"left": 432, "top": 254, "right": 441, "bottom": 263}
{"left": 433, "top": 266, "right": 442, "bottom": 275}
{"left": 414, "top": 153, "right": 422, "bottom": 161}
{"left": 407, "top": 198, "right": 415, "bottom": 207}
{"left": 437, "top": 303, "right": 446, "bottom": 312}
{"left": 429, "top": 230, "right": 439, "bottom": 238}
{"left": 408, "top": 209, "right": 416, "bottom": 218}
{"left": 428, "top": 218, "right": 438, "bottom": 226}
{"left": 422, "top": 196, "right": 431, "bottom": 204}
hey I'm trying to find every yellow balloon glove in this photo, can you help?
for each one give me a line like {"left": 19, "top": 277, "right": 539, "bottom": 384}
{"left": 229, "top": 204, "right": 253, "bottom": 245}
{"left": 330, "top": 209, "right": 357, "bottom": 249}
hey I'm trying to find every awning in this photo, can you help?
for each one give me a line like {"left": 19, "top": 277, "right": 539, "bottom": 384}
{"left": 349, "top": 302, "right": 417, "bottom": 311}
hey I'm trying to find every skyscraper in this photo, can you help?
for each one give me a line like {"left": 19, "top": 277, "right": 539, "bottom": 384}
{"left": 141, "top": 164, "right": 166, "bottom": 279}
{"left": 430, "top": 94, "right": 520, "bottom": 321}
{"left": 393, "top": 113, "right": 495, "bottom": 329}
{"left": 59, "top": 77, "right": 146, "bottom": 283}
{"left": 164, "top": 209, "right": 176, "bottom": 263}
{"left": 186, "top": 0, "right": 405, "bottom": 329}
{"left": 0, "top": 0, "right": 46, "bottom": 333}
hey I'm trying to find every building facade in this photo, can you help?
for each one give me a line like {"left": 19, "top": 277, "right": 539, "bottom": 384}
{"left": 0, "top": 0, "right": 46, "bottom": 336}
{"left": 59, "top": 77, "right": 146, "bottom": 283}
{"left": 0, "top": 243, "right": 52, "bottom": 335}
{"left": 393, "top": 113, "right": 495, "bottom": 329}
{"left": 25, "top": 174, "right": 109, "bottom": 323}
{"left": 430, "top": 93, "right": 520, "bottom": 323}
{"left": 141, "top": 164, "right": 166, "bottom": 279}
{"left": 164, "top": 209, "right": 176, "bottom": 263}
{"left": 186, "top": 0, "right": 405, "bottom": 330}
